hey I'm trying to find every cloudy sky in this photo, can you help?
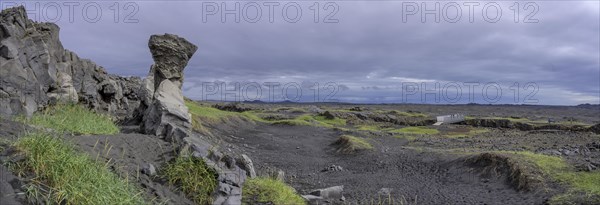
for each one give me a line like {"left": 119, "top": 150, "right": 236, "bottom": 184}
{"left": 5, "top": 1, "right": 599, "bottom": 105}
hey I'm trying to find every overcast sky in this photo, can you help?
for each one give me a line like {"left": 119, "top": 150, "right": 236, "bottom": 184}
{"left": 5, "top": 1, "right": 599, "bottom": 105}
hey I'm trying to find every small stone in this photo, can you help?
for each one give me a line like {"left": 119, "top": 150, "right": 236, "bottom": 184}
{"left": 305, "top": 186, "right": 345, "bottom": 204}
{"left": 377, "top": 188, "right": 393, "bottom": 196}
{"left": 142, "top": 163, "right": 157, "bottom": 176}
{"left": 321, "top": 165, "right": 343, "bottom": 172}
{"left": 240, "top": 154, "right": 257, "bottom": 178}
{"left": 276, "top": 170, "right": 285, "bottom": 181}
{"left": 307, "top": 105, "right": 323, "bottom": 114}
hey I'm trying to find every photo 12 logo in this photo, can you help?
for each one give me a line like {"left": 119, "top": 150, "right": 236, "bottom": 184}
{"left": 1, "top": 1, "right": 139, "bottom": 23}
{"left": 201, "top": 1, "right": 340, "bottom": 23}
{"left": 198, "top": 81, "right": 340, "bottom": 102}
{"left": 402, "top": 1, "right": 539, "bottom": 23}
{"left": 400, "top": 82, "right": 539, "bottom": 104}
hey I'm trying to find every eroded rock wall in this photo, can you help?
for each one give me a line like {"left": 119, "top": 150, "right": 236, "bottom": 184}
{"left": 0, "top": 6, "right": 142, "bottom": 121}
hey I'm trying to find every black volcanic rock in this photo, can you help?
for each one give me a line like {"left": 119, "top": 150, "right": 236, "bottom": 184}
{"left": 213, "top": 102, "right": 252, "bottom": 112}
{"left": 0, "top": 6, "right": 142, "bottom": 120}
{"left": 589, "top": 124, "right": 600, "bottom": 134}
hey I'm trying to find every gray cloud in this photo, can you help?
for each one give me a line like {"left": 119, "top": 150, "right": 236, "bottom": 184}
{"left": 5, "top": 1, "right": 599, "bottom": 105}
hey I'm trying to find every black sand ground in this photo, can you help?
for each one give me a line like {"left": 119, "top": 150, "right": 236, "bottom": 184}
{"left": 218, "top": 124, "right": 551, "bottom": 204}
{"left": 0, "top": 118, "right": 28, "bottom": 205}
{"left": 2, "top": 103, "right": 599, "bottom": 204}
{"left": 66, "top": 134, "right": 193, "bottom": 205}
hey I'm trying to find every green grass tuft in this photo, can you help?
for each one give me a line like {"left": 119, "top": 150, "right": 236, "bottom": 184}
{"left": 356, "top": 124, "right": 380, "bottom": 131}
{"left": 390, "top": 110, "right": 428, "bottom": 118}
{"left": 243, "top": 177, "right": 305, "bottom": 205}
{"left": 186, "top": 100, "right": 345, "bottom": 129}
{"left": 392, "top": 134, "right": 418, "bottom": 141}
{"left": 508, "top": 152, "right": 600, "bottom": 204}
{"left": 479, "top": 117, "right": 547, "bottom": 124}
{"left": 444, "top": 128, "right": 488, "bottom": 138}
{"left": 275, "top": 107, "right": 307, "bottom": 113}
{"left": 355, "top": 124, "right": 397, "bottom": 133}
{"left": 332, "top": 135, "right": 373, "bottom": 153}
{"left": 186, "top": 101, "right": 239, "bottom": 121}
{"left": 14, "top": 132, "right": 145, "bottom": 204}
{"left": 186, "top": 100, "right": 295, "bottom": 125}
{"left": 19, "top": 104, "right": 119, "bottom": 135}
{"left": 161, "top": 156, "right": 218, "bottom": 205}
{"left": 390, "top": 126, "right": 439, "bottom": 135}
{"left": 313, "top": 115, "right": 346, "bottom": 127}
{"left": 516, "top": 152, "right": 600, "bottom": 194}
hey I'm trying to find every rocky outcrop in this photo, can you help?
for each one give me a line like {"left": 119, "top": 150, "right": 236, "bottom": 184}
{"left": 141, "top": 34, "right": 196, "bottom": 141}
{"left": 463, "top": 119, "right": 598, "bottom": 133}
{"left": 213, "top": 102, "right": 252, "bottom": 112}
{"left": 0, "top": 6, "right": 142, "bottom": 120}
{"left": 327, "top": 110, "right": 434, "bottom": 126}
{"left": 1, "top": 6, "right": 248, "bottom": 204}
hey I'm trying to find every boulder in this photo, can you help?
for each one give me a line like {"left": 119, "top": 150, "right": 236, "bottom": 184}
{"left": 302, "top": 185, "right": 345, "bottom": 204}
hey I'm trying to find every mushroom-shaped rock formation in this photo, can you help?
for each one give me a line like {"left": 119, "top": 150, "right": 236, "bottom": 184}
{"left": 141, "top": 34, "right": 197, "bottom": 142}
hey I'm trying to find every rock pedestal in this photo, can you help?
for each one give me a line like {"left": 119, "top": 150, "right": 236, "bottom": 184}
{"left": 141, "top": 34, "right": 197, "bottom": 141}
